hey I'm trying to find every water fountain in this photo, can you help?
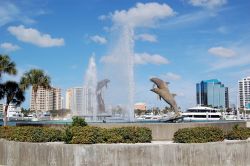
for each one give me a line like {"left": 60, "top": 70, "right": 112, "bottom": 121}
{"left": 84, "top": 56, "right": 98, "bottom": 121}
{"left": 63, "top": 3, "right": 175, "bottom": 122}
{"left": 83, "top": 56, "right": 111, "bottom": 122}
{"left": 101, "top": 25, "right": 135, "bottom": 122}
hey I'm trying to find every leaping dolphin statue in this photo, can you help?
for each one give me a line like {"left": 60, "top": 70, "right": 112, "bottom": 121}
{"left": 150, "top": 77, "right": 180, "bottom": 116}
{"left": 96, "top": 79, "right": 110, "bottom": 113}
{"left": 96, "top": 79, "right": 110, "bottom": 93}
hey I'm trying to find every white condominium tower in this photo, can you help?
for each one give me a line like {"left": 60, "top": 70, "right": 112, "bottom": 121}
{"left": 238, "top": 76, "right": 250, "bottom": 111}
{"left": 66, "top": 86, "right": 95, "bottom": 116}
{"left": 83, "top": 86, "right": 95, "bottom": 116}
{"left": 30, "top": 86, "right": 62, "bottom": 112}
{"left": 53, "top": 88, "right": 62, "bottom": 110}
{"left": 0, "top": 103, "right": 3, "bottom": 117}
{"left": 66, "top": 88, "right": 73, "bottom": 110}
{"left": 66, "top": 87, "right": 84, "bottom": 116}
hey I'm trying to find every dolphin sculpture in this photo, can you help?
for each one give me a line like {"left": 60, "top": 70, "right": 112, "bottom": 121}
{"left": 97, "top": 79, "right": 110, "bottom": 92}
{"left": 96, "top": 79, "right": 110, "bottom": 113}
{"left": 150, "top": 77, "right": 180, "bottom": 116}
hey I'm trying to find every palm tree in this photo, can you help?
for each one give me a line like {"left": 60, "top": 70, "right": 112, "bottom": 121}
{"left": 0, "top": 81, "right": 25, "bottom": 126}
{"left": 0, "top": 55, "right": 17, "bottom": 78}
{"left": 20, "top": 69, "right": 51, "bottom": 117}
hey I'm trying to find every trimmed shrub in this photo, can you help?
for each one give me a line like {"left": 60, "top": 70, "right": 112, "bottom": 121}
{"left": 1, "top": 126, "right": 152, "bottom": 144}
{"left": 69, "top": 126, "right": 105, "bottom": 144}
{"left": 0, "top": 126, "right": 63, "bottom": 142}
{"left": 109, "top": 127, "right": 152, "bottom": 143}
{"left": 101, "top": 128, "right": 123, "bottom": 143}
{"left": 225, "top": 125, "right": 250, "bottom": 140}
{"left": 173, "top": 127, "right": 224, "bottom": 143}
{"left": 65, "top": 126, "right": 152, "bottom": 144}
{"left": 0, "top": 126, "right": 14, "bottom": 139}
{"left": 71, "top": 116, "right": 87, "bottom": 127}
{"left": 63, "top": 127, "right": 73, "bottom": 144}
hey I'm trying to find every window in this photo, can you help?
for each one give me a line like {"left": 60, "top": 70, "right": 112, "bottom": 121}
{"left": 193, "top": 115, "right": 206, "bottom": 118}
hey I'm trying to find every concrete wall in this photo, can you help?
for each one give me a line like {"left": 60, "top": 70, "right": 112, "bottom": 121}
{"left": 247, "top": 121, "right": 250, "bottom": 128}
{"left": 92, "top": 121, "right": 246, "bottom": 141}
{"left": 0, "top": 139, "right": 250, "bottom": 166}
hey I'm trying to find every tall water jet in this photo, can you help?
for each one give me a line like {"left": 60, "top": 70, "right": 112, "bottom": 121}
{"left": 84, "top": 56, "right": 98, "bottom": 121}
{"left": 101, "top": 26, "right": 135, "bottom": 122}
{"left": 125, "top": 26, "right": 135, "bottom": 122}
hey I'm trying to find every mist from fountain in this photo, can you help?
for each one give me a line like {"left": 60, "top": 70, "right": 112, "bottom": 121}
{"left": 101, "top": 26, "right": 135, "bottom": 122}
{"left": 84, "top": 56, "right": 98, "bottom": 121}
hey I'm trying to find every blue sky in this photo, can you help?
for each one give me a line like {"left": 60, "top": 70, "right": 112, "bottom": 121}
{"left": 0, "top": 0, "right": 250, "bottom": 110}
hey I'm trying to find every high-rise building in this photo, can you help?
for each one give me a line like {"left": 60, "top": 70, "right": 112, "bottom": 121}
{"left": 83, "top": 86, "right": 95, "bottom": 116}
{"left": 196, "top": 79, "right": 228, "bottom": 109}
{"left": 0, "top": 103, "right": 3, "bottom": 117}
{"left": 66, "top": 86, "right": 95, "bottom": 116}
{"left": 71, "top": 87, "right": 83, "bottom": 116}
{"left": 0, "top": 103, "right": 22, "bottom": 118}
{"left": 66, "top": 88, "right": 73, "bottom": 110}
{"left": 53, "top": 88, "right": 62, "bottom": 110}
{"left": 5, "top": 103, "right": 22, "bottom": 118}
{"left": 61, "top": 97, "right": 64, "bottom": 109}
{"left": 30, "top": 86, "right": 62, "bottom": 112}
{"left": 225, "top": 87, "right": 229, "bottom": 108}
{"left": 238, "top": 76, "right": 250, "bottom": 111}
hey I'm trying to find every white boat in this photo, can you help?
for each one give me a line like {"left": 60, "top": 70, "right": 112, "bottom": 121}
{"left": 136, "top": 112, "right": 177, "bottom": 122}
{"left": 31, "top": 118, "right": 39, "bottom": 121}
{"left": 182, "top": 106, "right": 222, "bottom": 122}
{"left": 222, "top": 112, "right": 238, "bottom": 120}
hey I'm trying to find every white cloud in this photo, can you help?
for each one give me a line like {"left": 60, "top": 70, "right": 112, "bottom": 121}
{"left": 163, "top": 10, "right": 217, "bottom": 29}
{"left": 90, "top": 35, "right": 107, "bottom": 44}
{"left": 98, "top": 15, "right": 108, "bottom": 21}
{"left": 209, "top": 55, "right": 250, "bottom": 71}
{"left": 0, "top": 2, "right": 19, "bottom": 26}
{"left": 110, "top": 2, "right": 175, "bottom": 28}
{"left": 134, "top": 53, "right": 169, "bottom": 65}
{"left": 188, "top": 0, "right": 227, "bottom": 9}
{"left": 162, "top": 72, "right": 181, "bottom": 81}
{"left": 207, "top": 44, "right": 250, "bottom": 72}
{"left": 208, "top": 46, "right": 236, "bottom": 58}
{"left": 135, "top": 33, "right": 157, "bottom": 42}
{"left": 0, "top": 42, "right": 20, "bottom": 52}
{"left": 0, "top": 1, "right": 36, "bottom": 27}
{"left": 7, "top": 25, "right": 64, "bottom": 47}
{"left": 217, "top": 26, "right": 228, "bottom": 34}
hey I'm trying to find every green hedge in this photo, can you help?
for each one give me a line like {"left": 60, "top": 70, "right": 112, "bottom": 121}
{"left": 0, "top": 126, "right": 63, "bottom": 142}
{"left": 65, "top": 126, "right": 152, "bottom": 144}
{"left": 71, "top": 116, "right": 87, "bottom": 127}
{"left": 173, "top": 127, "right": 224, "bottom": 143}
{"left": 67, "top": 126, "right": 105, "bottom": 144}
{"left": 108, "top": 127, "right": 152, "bottom": 143}
{"left": 0, "top": 126, "right": 152, "bottom": 144}
{"left": 225, "top": 125, "right": 250, "bottom": 140}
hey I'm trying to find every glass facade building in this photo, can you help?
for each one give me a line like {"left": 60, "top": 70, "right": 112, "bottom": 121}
{"left": 196, "top": 79, "right": 228, "bottom": 109}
